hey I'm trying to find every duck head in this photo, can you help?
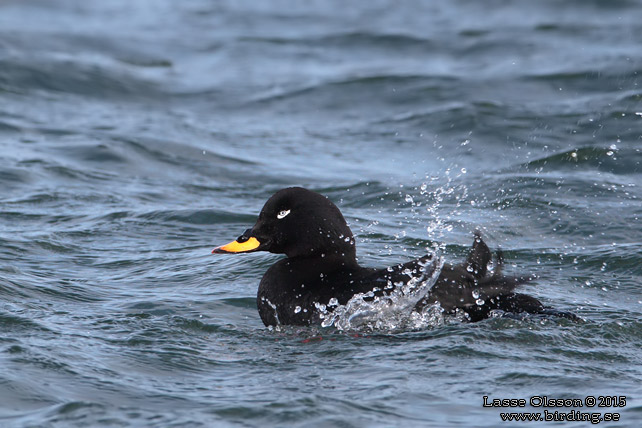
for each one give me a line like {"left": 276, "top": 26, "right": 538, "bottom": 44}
{"left": 213, "top": 187, "right": 357, "bottom": 260}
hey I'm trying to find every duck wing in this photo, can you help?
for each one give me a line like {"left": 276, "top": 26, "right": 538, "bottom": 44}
{"left": 427, "top": 261, "right": 533, "bottom": 312}
{"left": 338, "top": 253, "right": 440, "bottom": 302}
{"left": 381, "top": 254, "right": 439, "bottom": 287}
{"left": 418, "top": 233, "right": 534, "bottom": 317}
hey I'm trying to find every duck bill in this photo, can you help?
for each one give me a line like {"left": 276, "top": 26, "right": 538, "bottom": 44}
{"left": 212, "top": 237, "right": 261, "bottom": 254}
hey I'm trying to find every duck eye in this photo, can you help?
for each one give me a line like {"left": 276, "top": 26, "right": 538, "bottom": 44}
{"left": 277, "top": 209, "right": 290, "bottom": 219}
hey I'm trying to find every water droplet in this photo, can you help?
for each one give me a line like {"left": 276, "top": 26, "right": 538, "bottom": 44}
{"left": 405, "top": 194, "right": 414, "bottom": 203}
{"left": 466, "top": 265, "right": 474, "bottom": 273}
{"left": 476, "top": 298, "right": 485, "bottom": 306}
{"left": 328, "top": 298, "right": 339, "bottom": 307}
{"left": 294, "top": 306, "right": 301, "bottom": 313}
{"left": 460, "top": 168, "right": 467, "bottom": 174}
{"left": 472, "top": 290, "right": 480, "bottom": 299}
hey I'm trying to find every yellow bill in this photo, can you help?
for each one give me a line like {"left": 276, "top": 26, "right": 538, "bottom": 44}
{"left": 212, "top": 237, "right": 261, "bottom": 254}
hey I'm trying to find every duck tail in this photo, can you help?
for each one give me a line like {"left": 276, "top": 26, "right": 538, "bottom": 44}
{"left": 493, "top": 249, "right": 504, "bottom": 277}
{"left": 466, "top": 230, "right": 492, "bottom": 278}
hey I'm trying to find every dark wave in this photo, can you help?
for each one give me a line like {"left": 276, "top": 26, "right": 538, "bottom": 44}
{"left": 248, "top": 74, "right": 456, "bottom": 105}
{"left": 0, "top": 312, "right": 51, "bottom": 332}
{"left": 137, "top": 209, "right": 256, "bottom": 225}
{"left": 0, "top": 59, "right": 163, "bottom": 99}
{"left": 523, "top": 146, "right": 641, "bottom": 175}
{"left": 240, "top": 31, "right": 433, "bottom": 49}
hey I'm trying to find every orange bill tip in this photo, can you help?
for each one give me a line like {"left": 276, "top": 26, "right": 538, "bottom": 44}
{"left": 212, "top": 237, "right": 261, "bottom": 254}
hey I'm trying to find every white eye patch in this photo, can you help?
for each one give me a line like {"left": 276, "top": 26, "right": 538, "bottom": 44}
{"left": 277, "top": 209, "right": 290, "bottom": 219}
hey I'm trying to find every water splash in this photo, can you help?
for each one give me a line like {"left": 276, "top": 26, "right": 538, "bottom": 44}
{"left": 318, "top": 254, "right": 447, "bottom": 332}
{"left": 420, "top": 170, "right": 469, "bottom": 243}
{"left": 334, "top": 176, "right": 472, "bottom": 332}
